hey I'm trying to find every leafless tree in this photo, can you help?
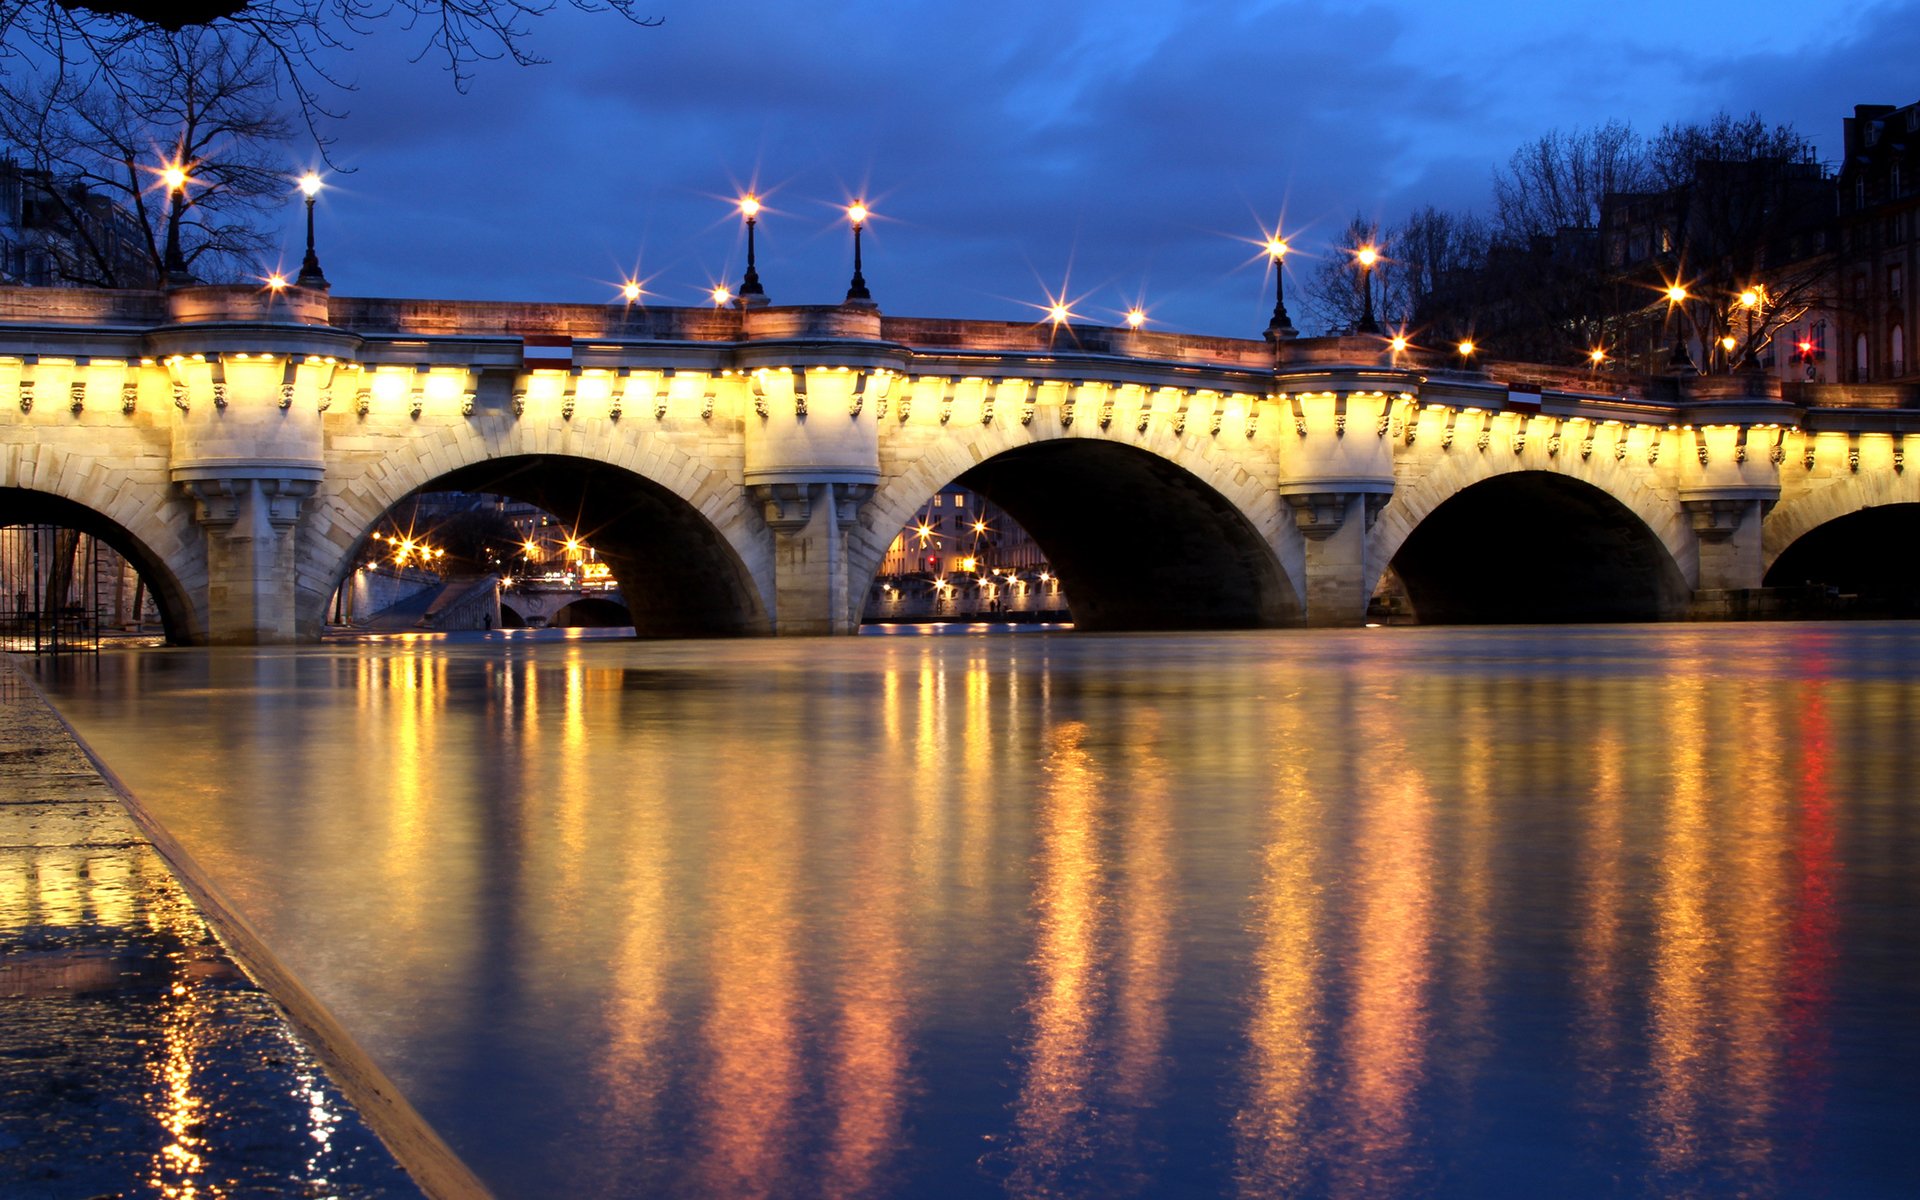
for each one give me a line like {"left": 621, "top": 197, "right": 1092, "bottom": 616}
{"left": 1, "top": 1, "right": 658, "bottom": 135}
{"left": 1492, "top": 121, "right": 1648, "bottom": 243}
{"left": 0, "top": 25, "right": 291, "bottom": 285}
{"left": 1647, "top": 112, "right": 1829, "bottom": 370}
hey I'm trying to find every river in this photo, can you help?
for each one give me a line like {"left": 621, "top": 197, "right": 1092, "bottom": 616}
{"left": 31, "top": 624, "right": 1920, "bottom": 1198}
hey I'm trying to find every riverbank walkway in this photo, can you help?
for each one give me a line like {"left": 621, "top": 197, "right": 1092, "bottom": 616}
{"left": 0, "top": 656, "right": 425, "bottom": 1198}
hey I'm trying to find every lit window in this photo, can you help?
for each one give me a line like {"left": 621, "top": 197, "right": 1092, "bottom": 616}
{"left": 952, "top": 493, "right": 966, "bottom": 507}
{"left": 932, "top": 495, "right": 942, "bottom": 507}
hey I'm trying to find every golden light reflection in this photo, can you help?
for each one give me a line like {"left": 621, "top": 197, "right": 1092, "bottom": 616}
{"left": 1112, "top": 709, "right": 1173, "bottom": 1117}
{"left": 1332, "top": 714, "right": 1435, "bottom": 1196}
{"left": 1445, "top": 678, "right": 1495, "bottom": 1090}
{"left": 695, "top": 726, "right": 802, "bottom": 1198}
{"left": 589, "top": 690, "right": 677, "bottom": 1175}
{"left": 1724, "top": 687, "right": 1788, "bottom": 1166}
{"left": 1647, "top": 675, "right": 1712, "bottom": 1175}
{"left": 1232, "top": 698, "right": 1324, "bottom": 1197}
{"left": 822, "top": 705, "right": 914, "bottom": 1199}
{"left": 146, "top": 958, "right": 212, "bottom": 1198}
{"left": 1008, "top": 722, "right": 1106, "bottom": 1194}
{"left": 1576, "top": 728, "right": 1627, "bottom": 1096}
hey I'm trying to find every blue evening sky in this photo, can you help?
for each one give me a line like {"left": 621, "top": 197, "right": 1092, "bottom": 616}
{"left": 291, "top": 0, "right": 1919, "bottom": 335}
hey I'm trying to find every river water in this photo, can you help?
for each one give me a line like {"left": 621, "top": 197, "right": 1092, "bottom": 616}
{"left": 30, "top": 625, "right": 1920, "bottom": 1198}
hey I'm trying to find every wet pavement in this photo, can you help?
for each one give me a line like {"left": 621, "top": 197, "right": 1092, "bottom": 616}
{"left": 0, "top": 657, "right": 423, "bottom": 1199}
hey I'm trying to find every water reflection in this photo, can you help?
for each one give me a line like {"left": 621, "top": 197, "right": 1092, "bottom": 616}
{"left": 32, "top": 626, "right": 1920, "bottom": 1198}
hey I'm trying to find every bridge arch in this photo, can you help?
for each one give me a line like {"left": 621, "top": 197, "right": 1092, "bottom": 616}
{"left": 0, "top": 484, "right": 201, "bottom": 643}
{"left": 1762, "top": 470, "right": 1920, "bottom": 576}
{"left": 305, "top": 429, "right": 772, "bottom": 637}
{"left": 551, "top": 597, "right": 634, "bottom": 628}
{"left": 1372, "top": 458, "right": 1691, "bottom": 622}
{"left": 856, "top": 422, "right": 1300, "bottom": 629}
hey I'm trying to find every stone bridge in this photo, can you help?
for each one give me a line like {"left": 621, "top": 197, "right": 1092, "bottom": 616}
{"left": 1, "top": 283, "right": 1914, "bottom": 643}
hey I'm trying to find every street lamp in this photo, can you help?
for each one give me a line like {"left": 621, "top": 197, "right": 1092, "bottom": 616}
{"left": 161, "top": 159, "right": 192, "bottom": 286}
{"left": 736, "top": 194, "right": 767, "bottom": 307}
{"left": 1354, "top": 244, "right": 1381, "bottom": 334}
{"left": 844, "top": 201, "right": 874, "bottom": 306}
{"left": 1664, "top": 282, "right": 1696, "bottom": 374}
{"left": 296, "top": 171, "right": 327, "bottom": 288}
{"left": 1265, "top": 235, "right": 1296, "bottom": 340}
{"left": 1737, "top": 286, "right": 1764, "bottom": 372}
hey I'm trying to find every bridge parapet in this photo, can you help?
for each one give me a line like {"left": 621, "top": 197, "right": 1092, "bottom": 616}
{"left": 4, "top": 286, "right": 1920, "bottom": 641}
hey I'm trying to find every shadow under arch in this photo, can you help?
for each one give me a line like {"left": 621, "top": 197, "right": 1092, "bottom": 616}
{"left": 1764, "top": 503, "right": 1920, "bottom": 615}
{"left": 552, "top": 597, "right": 634, "bottom": 628}
{"left": 331, "top": 455, "right": 767, "bottom": 637}
{"left": 939, "top": 440, "right": 1298, "bottom": 630}
{"left": 1, "top": 486, "right": 196, "bottom": 643}
{"left": 1388, "top": 471, "right": 1690, "bottom": 622}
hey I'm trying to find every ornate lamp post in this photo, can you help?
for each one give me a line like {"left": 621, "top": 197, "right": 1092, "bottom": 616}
{"left": 1665, "top": 282, "right": 1696, "bottom": 374}
{"left": 1737, "top": 286, "right": 1764, "bottom": 372}
{"left": 1265, "top": 236, "right": 1296, "bottom": 340}
{"left": 737, "top": 194, "right": 766, "bottom": 307}
{"left": 161, "top": 160, "right": 192, "bottom": 286}
{"left": 296, "top": 171, "right": 327, "bottom": 288}
{"left": 844, "top": 201, "right": 873, "bottom": 306}
{"left": 1354, "top": 244, "right": 1381, "bottom": 335}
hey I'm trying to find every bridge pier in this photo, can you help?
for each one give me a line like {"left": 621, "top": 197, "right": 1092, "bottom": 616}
{"left": 177, "top": 471, "right": 320, "bottom": 643}
{"left": 753, "top": 481, "right": 875, "bottom": 634}
{"left": 1284, "top": 488, "right": 1389, "bottom": 625}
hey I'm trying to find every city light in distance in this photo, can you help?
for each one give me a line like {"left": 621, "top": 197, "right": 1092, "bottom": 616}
{"left": 1739, "top": 288, "right": 1761, "bottom": 308}
{"left": 1666, "top": 283, "right": 1689, "bottom": 304}
{"left": 1390, "top": 335, "right": 1409, "bottom": 353}
{"left": 1457, "top": 339, "right": 1476, "bottom": 357}
{"left": 1590, "top": 347, "right": 1608, "bottom": 364}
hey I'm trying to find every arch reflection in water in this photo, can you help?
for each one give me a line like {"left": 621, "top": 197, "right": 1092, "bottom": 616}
{"left": 30, "top": 627, "right": 1919, "bottom": 1198}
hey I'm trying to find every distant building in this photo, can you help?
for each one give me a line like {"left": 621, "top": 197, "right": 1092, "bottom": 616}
{"left": 1836, "top": 102, "right": 1919, "bottom": 383}
{"left": 868, "top": 485, "right": 1066, "bottom": 621}
{"left": 0, "top": 157, "right": 156, "bottom": 288}
{"left": 1602, "top": 155, "right": 1834, "bottom": 378}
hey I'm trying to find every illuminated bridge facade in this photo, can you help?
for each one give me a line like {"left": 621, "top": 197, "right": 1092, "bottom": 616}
{"left": 1, "top": 284, "right": 1915, "bottom": 643}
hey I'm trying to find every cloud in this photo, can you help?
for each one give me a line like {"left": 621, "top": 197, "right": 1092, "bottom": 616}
{"left": 301, "top": 0, "right": 1920, "bottom": 334}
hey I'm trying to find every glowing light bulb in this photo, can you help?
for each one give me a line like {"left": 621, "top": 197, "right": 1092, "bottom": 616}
{"left": 1049, "top": 303, "right": 1070, "bottom": 324}
{"left": 266, "top": 273, "right": 288, "bottom": 290}
{"left": 1356, "top": 245, "right": 1379, "bottom": 267}
{"left": 711, "top": 284, "right": 733, "bottom": 305}
{"left": 621, "top": 281, "right": 642, "bottom": 302}
{"left": 847, "top": 202, "right": 868, "bottom": 226}
{"left": 1721, "top": 335, "right": 1738, "bottom": 351}
{"left": 161, "top": 163, "right": 187, "bottom": 191}
{"left": 299, "top": 172, "right": 322, "bottom": 198}
{"left": 1390, "top": 335, "right": 1409, "bottom": 353}
{"left": 1666, "top": 284, "right": 1688, "bottom": 304}
{"left": 1125, "top": 308, "right": 1146, "bottom": 328}
{"left": 1590, "top": 347, "right": 1607, "bottom": 364}
{"left": 1739, "top": 288, "right": 1761, "bottom": 308}
{"left": 740, "top": 194, "right": 760, "bottom": 219}
{"left": 1457, "top": 339, "right": 1476, "bottom": 357}
{"left": 1267, "top": 237, "right": 1288, "bottom": 260}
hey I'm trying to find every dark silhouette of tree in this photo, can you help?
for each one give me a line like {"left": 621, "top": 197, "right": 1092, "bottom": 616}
{"left": 0, "top": 25, "right": 290, "bottom": 285}
{"left": 2, "top": 1, "right": 658, "bottom": 133}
